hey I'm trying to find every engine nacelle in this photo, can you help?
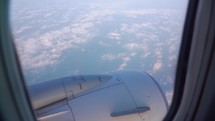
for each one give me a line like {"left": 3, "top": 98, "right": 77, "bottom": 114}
{"left": 28, "top": 70, "right": 168, "bottom": 121}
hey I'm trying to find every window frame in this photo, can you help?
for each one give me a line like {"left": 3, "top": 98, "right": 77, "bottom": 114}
{"left": 0, "top": 0, "right": 35, "bottom": 121}
{"left": 2, "top": 0, "right": 213, "bottom": 121}
{"left": 164, "top": 0, "right": 199, "bottom": 120}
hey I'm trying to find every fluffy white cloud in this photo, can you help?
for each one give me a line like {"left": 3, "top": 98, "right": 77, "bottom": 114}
{"left": 118, "top": 57, "right": 130, "bottom": 70}
{"left": 15, "top": 11, "right": 114, "bottom": 70}
{"left": 13, "top": 9, "right": 116, "bottom": 70}
{"left": 108, "top": 32, "right": 121, "bottom": 40}
{"left": 101, "top": 52, "right": 136, "bottom": 70}
{"left": 152, "top": 60, "right": 163, "bottom": 73}
{"left": 14, "top": 9, "right": 182, "bottom": 71}
{"left": 118, "top": 52, "right": 136, "bottom": 70}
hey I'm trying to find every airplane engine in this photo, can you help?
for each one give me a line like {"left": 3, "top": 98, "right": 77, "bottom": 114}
{"left": 28, "top": 70, "right": 168, "bottom": 121}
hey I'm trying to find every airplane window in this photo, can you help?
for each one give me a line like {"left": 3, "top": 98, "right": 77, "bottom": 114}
{"left": 10, "top": 0, "right": 188, "bottom": 121}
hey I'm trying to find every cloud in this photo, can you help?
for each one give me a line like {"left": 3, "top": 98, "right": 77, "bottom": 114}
{"left": 14, "top": 9, "right": 118, "bottom": 71}
{"left": 15, "top": 25, "right": 32, "bottom": 34}
{"left": 123, "top": 43, "right": 140, "bottom": 50}
{"left": 154, "top": 48, "right": 163, "bottom": 59}
{"left": 168, "top": 55, "right": 177, "bottom": 62}
{"left": 101, "top": 53, "right": 116, "bottom": 61}
{"left": 101, "top": 53, "right": 126, "bottom": 61}
{"left": 130, "top": 52, "right": 136, "bottom": 56}
{"left": 169, "top": 45, "right": 177, "bottom": 54}
{"left": 159, "top": 26, "right": 171, "bottom": 33}
{"left": 118, "top": 57, "right": 130, "bottom": 70}
{"left": 122, "top": 9, "right": 182, "bottom": 19}
{"left": 122, "top": 9, "right": 159, "bottom": 17}
{"left": 13, "top": 7, "right": 184, "bottom": 103}
{"left": 152, "top": 60, "right": 163, "bottom": 73}
{"left": 15, "top": 18, "right": 97, "bottom": 70}
{"left": 108, "top": 32, "right": 121, "bottom": 40}
{"left": 101, "top": 52, "right": 136, "bottom": 70}
{"left": 120, "top": 23, "right": 158, "bottom": 43}
{"left": 118, "top": 52, "right": 136, "bottom": 70}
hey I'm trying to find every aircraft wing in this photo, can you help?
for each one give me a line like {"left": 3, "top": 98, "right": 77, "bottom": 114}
{"left": 28, "top": 70, "right": 168, "bottom": 121}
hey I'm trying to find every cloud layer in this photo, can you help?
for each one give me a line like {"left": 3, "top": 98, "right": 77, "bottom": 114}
{"left": 11, "top": 1, "right": 186, "bottom": 104}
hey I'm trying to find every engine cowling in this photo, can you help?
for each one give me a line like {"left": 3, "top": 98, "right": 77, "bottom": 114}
{"left": 28, "top": 70, "right": 168, "bottom": 121}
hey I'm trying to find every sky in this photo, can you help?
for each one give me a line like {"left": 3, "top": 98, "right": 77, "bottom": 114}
{"left": 10, "top": 0, "right": 188, "bottom": 104}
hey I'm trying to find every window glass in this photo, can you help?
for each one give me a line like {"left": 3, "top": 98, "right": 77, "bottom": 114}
{"left": 10, "top": 0, "right": 188, "bottom": 120}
